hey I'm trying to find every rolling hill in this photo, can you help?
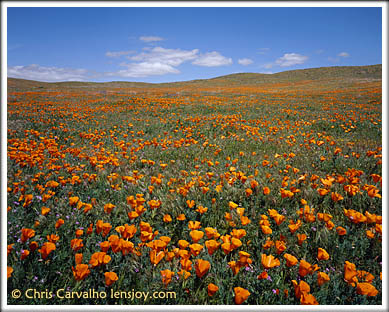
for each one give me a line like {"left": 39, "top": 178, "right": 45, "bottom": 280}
{"left": 7, "top": 64, "right": 382, "bottom": 91}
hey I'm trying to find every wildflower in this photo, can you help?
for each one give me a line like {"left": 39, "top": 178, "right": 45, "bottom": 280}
{"left": 205, "top": 239, "right": 220, "bottom": 255}
{"left": 160, "top": 269, "right": 174, "bottom": 286}
{"left": 317, "top": 248, "right": 330, "bottom": 261}
{"left": 7, "top": 266, "right": 13, "bottom": 279}
{"left": 55, "top": 219, "right": 64, "bottom": 229}
{"left": 195, "top": 259, "right": 210, "bottom": 278}
{"left": 190, "top": 230, "right": 204, "bottom": 243}
{"left": 300, "top": 293, "right": 319, "bottom": 305}
{"left": 21, "top": 228, "right": 35, "bottom": 243}
{"left": 72, "top": 264, "right": 90, "bottom": 281}
{"left": 234, "top": 287, "right": 250, "bottom": 304}
{"left": 356, "top": 283, "right": 378, "bottom": 296}
{"left": 104, "top": 203, "right": 115, "bottom": 214}
{"left": 89, "top": 252, "right": 111, "bottom": 268}
{"left": 104, "top": 272, "right": 118, "bottom": 286}
{"left": 317, "top": 272, "right": 330, "bottom": 286}
{"left": 299, "top": 260, "right": 313, "bottom": 277}
{"left": 70, "top": 238, "right": 84, "bottom": 252}
{"left": 38, "top": 242, "right": 56, "bottom": 259}
{"left": 336, "top": 226, "right": 347, "bottom": 236}
{"left": 284, "top": 253, "right": 298, "bottom": 267}
{"left": 292, "top": 280, "right": 310, "bottom": 299}
{"left": 261, "top": 254, "right": 280, "bottom": 269}
{"left": 208, "top": 283, "right": 219, "bottom": 296}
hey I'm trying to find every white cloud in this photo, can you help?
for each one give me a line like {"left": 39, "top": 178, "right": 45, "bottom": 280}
{"left": 139, "top": 36, "right": 164, "bottom": 42}
{"left": 192, "top": 51, "right": 232, "bottom": 67}
{"left": 110, "top": 62, "right": 179, "bottom": 78}
{"left": 129, "top": 47, "right": 199, "bottom": 66}
{"left": 7, "top": 64, "right": 90, "bottom": 82}
{"left": 238, "top": 58, "right": 253, "bottom": 66}
{"left": 106, "top": 50, "right": 135, "bottom": 58}
{"left": 338, "top": 52, "right": 350, "bottom": 58}
{"left": 275, "top": 53, "right": 308, "bottom": 67}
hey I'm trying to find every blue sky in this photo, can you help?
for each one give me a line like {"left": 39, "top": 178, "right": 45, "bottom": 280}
{"left": 7, "top": 6, "right": 382, "bottom": 83}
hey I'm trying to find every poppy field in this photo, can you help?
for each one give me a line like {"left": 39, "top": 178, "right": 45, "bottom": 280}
{"left": 6, "top": 69, "right": 382, "bottom": 305}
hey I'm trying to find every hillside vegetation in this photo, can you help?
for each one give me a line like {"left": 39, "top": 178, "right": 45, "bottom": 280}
{"left": 7, "top": 64, "right": 382, "bottom": 92}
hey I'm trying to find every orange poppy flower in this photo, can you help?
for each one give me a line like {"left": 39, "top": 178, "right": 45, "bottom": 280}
{"left": 150, "top": 250, "right": 165, "bottom": 266}
{"left": 177, "top": 269, "right": 191, "bottom": 280}
{"left": 188, "top": 221, "right": 201, "bottom": 230}
{"left": 7, "top": 266, "right": 13, "bottom": 279}
{"left": 356, "top": 283, "right": 379, "bottom": 296}
{"left": 47, "top": 234, "right": 60, "bottom": 243}
{"left": 205, "top": 227, "right": 220, "bottom": 239}
{"left": 41, "top": 206, "right": 51, "bottom": 216}
{"left": 336, "top": 226, "right": 347, "bottom": 236}
{"left": 186, "top": 200, "right": 195, "bottom": 208}
{"left": 205, "top": 239, "right": 220, "bottom": 255}
{"left": 288, "top": 220, "right": 302, "bottom": 234}
{"left": 317, "top": 272, "right": 330, "bottom": 286}
{"left": 221, "top": 242, "right": 232, "bottom": 255}
{"left": 189, "top": 243, "right": 204, "bottom": 256}
{"left": 21, "top": 228, "right": 35, "bottom": 243}
{"left": 75, "top": 253, "right": 83, "bottom": 265}
{"left": 180, "top": 258, "right": 192, "bottom": 271}
{"left": 69, "top": 196, "right": 79, "bottom": 206}
{"left": 299, "top": 260, "right": 313, "bottom": 277}
{"left": 238, "top": 251, "right": 251, "bottom": 266}
{"left": 263, "top": 187, "right": 271, "bottom": 195}
{"left": 190, "top": 230, "right": 204, "bottom": 243}
{"left": 160, "top": 269, "right": 174, "bottom": 286}
{"left": 263, "top": 238, "right": 274, "bottom": 249}
{"left": 104, "top": 271, "right": 118, "bottom": 286}
{"left": 21, "top": 249, "right": 30, "bottom": 260}
{"left": 100, "top": 241, "right": 110, "bottom": 252}
{"left": 331, "top": 192, "right": 344, "bottom": 202}
{"left": 344, "top": 261, "right": 358, "bottom": 284}
{"left": 89, "top": 252, "right": 111, "bottom": 268}
{"left": 163, "top": 214, "right": 172, "bottom": 223}
{"left": 195, "top": 259, "right": 211, "bottom": 278}
{"left": 177, "top": 214, "right": 186, "bottom": 221}
{"left": 228, "top": 260, "right": 241, "bottom": 275}
{"left": 317, "top": 248, "right": 329, "bottom": 261}
{"left": 234, "top": 287, "right": 250, "bottom": 304}
{"left": 261, "top": 254, "right": 280, "bottom": 269}
{"left": 257, "top": 271, "right": 268, "bottom": 280}
{"left": 284, "top": 253, "right": 298, "bottom": 267}
{"left": 231, "top": 237, "right": 242, "bottom": 249}
{"left": 300, "top": 293, "right": 319, "bottom": 305}
{"left": 357, "top": 270, "right": 374, "bottom": 283}
{"left": 29, "top": 241, "right": 38, "bottom": 252}
{"left": 75, "top": 229, "right": 83, "bottom": 237}
{"left": 275, "top": 240, "right": 286, "bottom": 254}
{"left": 261, "top": 225, "right": 272, "bottom": 235}
{"left": 70, "top": 238, "right": 84, "bottom": 252}
{"left": 292, "top": 280, "right": 310, "bottom": 299}
{"left": 38, "top": 242, "right": 56, "bottom": 260}
{"left": 104, "top": 203, "right": 116, "bottom": 214}
{"left": 55, "top": 219, "right": 65, "bottom": 229}
{"left": 178, "top": 239, "right": 190, "bottom": 249}
{"left": 208, "top": 283, "right": 219, "bottom": 296}
{"left": 297, "top": 233, "right": 307, "bottom": 245}
{"left": 72, "top": 264, "right": 90, "bottom": 281}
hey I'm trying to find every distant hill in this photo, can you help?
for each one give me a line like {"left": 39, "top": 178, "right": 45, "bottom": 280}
{"left": 7, "top": 64, "right": 382, "bottom": 91}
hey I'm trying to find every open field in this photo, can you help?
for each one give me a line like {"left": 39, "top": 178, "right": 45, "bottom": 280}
{"left": 6, "top": 65, "right": 382, "bottom": 305}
